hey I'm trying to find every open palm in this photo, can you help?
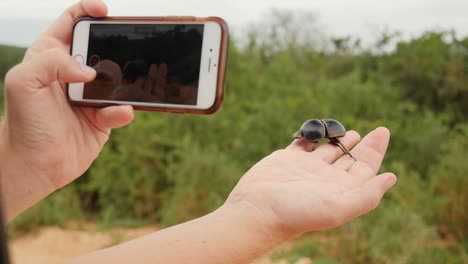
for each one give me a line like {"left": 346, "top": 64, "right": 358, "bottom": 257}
{"left": 225, "top": 127, "right": 397, "bottom": 237}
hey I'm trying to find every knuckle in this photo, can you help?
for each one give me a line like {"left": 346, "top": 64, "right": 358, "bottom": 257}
{"left": 38, "top": 49, "right": 73, "bottom": 76}
{"left": 65, "top": 1, "right": 87, "bottom": 22}
{"left": 355, "top": 161, "right": 375, "bottom": 177}
{"left": 363, "top": 164, "right": 375, "bottom": 177}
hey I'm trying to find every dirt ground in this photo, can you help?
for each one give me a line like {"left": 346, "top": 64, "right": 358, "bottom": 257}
{"left": 8, "top": 224, "right": 310, "bottom": 264}
{"left": 9, "top": 224, "right": 158, "bottom": 264}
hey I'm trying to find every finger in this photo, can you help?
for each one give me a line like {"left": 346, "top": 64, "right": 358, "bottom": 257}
{"left": 159, "top": 63, "right": 168, "bottom": 79}
{"left": 44, "top": 0, "right": 108, "bottom": 44}
{"left": 157, "top": 63, "right": 168, "bottom": 91}
{"left": 95, "top": 105, "right": 135, "bottom": 129}
{"left": 311, "top": 131, "right": 361, "bottom": 163}
{"left": 147, "top": 64, "right": 158, "bottom": 94}
{"left": 95, "top": 60, "right": 122, "bottom": 77}
{"left": 338, "top": 173, "right": 397, "bottom": 220}
{"left": 332, "top": 154, "right": 356, "bottom": 172}
{"left": 5, "top": 49, "right": 95, "bottom": 92}
{"left": 286, "top": 138, "right": 316, "bottom": 152}
{"left": 335, "top": 127, "right": 390, "bottom": 178}
{"left": 144, "top": 77, "right": 152, "bottom": 94}
{"left": 134, "top": 78, "right": 146, "bottom": 92}
{"left": 148, "top": 64, "right": 158, "bottom": 79}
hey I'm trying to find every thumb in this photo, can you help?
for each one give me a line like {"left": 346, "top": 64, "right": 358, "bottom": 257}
{"left": 5, "top": 48, "right": 95, "bottom": 92}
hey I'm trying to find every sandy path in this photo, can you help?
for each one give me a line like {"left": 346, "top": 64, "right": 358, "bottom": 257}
{"left": 9, "top": 224, "right": 158, "bottom": 264}
{"left": 8, "top": 224, "right": 311, "bottom": 264}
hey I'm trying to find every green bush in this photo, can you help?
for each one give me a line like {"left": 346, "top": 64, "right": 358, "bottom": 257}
{"left": 271, "top": 238, "right": 319, "bottom": 263}
{"left": 8, "top": 185, "right": 83, "bottom": 237}
{"left": 82, "top": 114, "right": 242, "bottom": 226}
{"left": 335, "top": 204, "right": 455, "bottom": 264}
{"left": 158, "top": 145, "right": 241, "bottom": 226}
{"left": 0, "top": 45, "right": 25, "bottom": 114}
{"left": 380, "top": 32, "right": 468, "bottom": 119}
{"left": 429, "top": 124, "right": 468, "bottom": 245}
{"left": 0, "top": 82, "right": 4, "bottom": 113}
{"left": 0, "top": 45, "right": 24, "bottom": 80}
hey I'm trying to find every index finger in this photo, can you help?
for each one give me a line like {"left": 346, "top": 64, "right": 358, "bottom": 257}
{"left": 286, "top": 138, "right": 317, "bottom": 152}
{"left": 44, "top": 0, "right": 108, "bottom": 45}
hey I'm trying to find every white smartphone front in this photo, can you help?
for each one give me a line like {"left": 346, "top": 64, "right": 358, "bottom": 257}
{"left": 68, "top": 17, "right": 227, "bottom": 113}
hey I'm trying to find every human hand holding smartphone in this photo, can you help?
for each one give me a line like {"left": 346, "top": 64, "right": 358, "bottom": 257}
{"left": 68, "top": 16, "right": 228, "bottom": 114}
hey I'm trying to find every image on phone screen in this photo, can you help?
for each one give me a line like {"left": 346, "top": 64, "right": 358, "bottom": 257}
{"left": 83, "top": 24, "right": 204, "bottom": 105}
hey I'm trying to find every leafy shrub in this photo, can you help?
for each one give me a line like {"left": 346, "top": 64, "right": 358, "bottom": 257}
{"left": 0, "top": 82, "right": 4, "bottom": 113}
{"left": 158, "top": 145, "right": 241, "bottom": 225}
{"left": 0, "top": 45, "right": 24, "bottom": 80}
{"left": 381, "top": 32, "right": 468, "bottom": 119}
{"left": 429, "top": 124, "right": 468, "bottom": 245}
{"left": 8, "top": 185, "right": 83, "bottom": 237}
{"left": 336, "top": 204, "right": 454, "bottom": 264}
{"left": 0, "top": 45, "right": 25, "bottom": 113}
{"left": 271, "top": 238, "right": 319, "bottom": 263}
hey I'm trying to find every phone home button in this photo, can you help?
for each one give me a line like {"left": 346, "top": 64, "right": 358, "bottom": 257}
{"left": 74, "top": 54, "right": 84, "bottom": 64}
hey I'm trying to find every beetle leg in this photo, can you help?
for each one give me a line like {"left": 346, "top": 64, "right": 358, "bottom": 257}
{"left": 329, "top": 138, "right": 357, "bottom": 161}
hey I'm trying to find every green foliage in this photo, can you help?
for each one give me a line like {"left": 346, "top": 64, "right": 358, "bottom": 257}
{"left": 81, "top": 115, "right": 242, "bottom": 226}
{"left": 271, "top": 239, "right": 319, "bottom": 263}
{"left": 158, "top": 145, "right": 241, "bottom": 225}
{"left": 0, "top": 45, "right": 26, "bottom": 113}
{"left": 0, "top": 45, "right": 24, "bottom": 80}
{"left": 334, "top": 204, "right": 456, "bottom": 264}
{"left": 429, "top": 124, "right": 468, "bottom": 243}
{"left": 0, "top": 82, "right": 4, "bottom": 113}
{"left": 8, "top": 185, "right": 83, "bottom": 237}
{"left": 271, "top": 201, "right": 464, "bottom": 263}
{"left": 1, "top": 15, "right": 466, "bottom": 263}
{"left": 380, "top": 32, "right": 468, "bottom": 119}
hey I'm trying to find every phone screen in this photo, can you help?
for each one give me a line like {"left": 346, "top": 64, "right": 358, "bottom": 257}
{"left": 83, "top": 24, "right": 204, "bottom": 105}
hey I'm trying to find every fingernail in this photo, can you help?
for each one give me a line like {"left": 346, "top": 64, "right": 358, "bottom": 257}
{"left": 384, "top": 175, "right": 397, "bottom": 189}
{"left": 98, "top": 0, "right": 109, "bottom": 12}
{"left": 80, "top": 64, "right": 96, "bottom": 76}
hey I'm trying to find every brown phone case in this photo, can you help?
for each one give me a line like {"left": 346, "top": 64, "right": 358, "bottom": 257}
{"left": 68, "top": 16, "right": 229, "bottom": 115}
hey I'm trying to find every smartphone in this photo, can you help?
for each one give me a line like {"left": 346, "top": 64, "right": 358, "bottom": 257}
{"left": 68, "top": 17, "right": 228, "bottom": 114}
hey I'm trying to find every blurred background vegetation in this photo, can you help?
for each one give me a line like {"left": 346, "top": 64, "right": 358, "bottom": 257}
{"left": 0, "top": 12, "right": 466, "bottom": 264}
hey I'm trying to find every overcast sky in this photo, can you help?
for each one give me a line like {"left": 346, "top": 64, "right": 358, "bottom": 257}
{"left": 0, "top": 0, "right": 467, "bottom": 47}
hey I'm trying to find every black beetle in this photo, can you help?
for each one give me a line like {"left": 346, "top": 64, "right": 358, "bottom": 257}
{"left": 293, "top": 119, "right": 356, "bottom": 160}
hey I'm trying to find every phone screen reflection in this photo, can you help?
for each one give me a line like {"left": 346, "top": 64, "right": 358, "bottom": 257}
{"left": 84, "top": 24, "right": 204, "bottom": 105}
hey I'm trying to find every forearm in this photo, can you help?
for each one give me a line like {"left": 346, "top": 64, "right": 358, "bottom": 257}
{"left": 0, "top": 119, "right": 55, "bottom": 222}
{"left": 68, "top": 203, "right": 290, "bottom": 264}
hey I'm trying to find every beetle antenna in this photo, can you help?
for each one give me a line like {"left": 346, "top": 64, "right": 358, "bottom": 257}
{"left": 330, "top": 138, "right": 357, "bottom": 161}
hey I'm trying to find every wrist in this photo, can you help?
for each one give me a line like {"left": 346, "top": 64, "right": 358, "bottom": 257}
{"left": 0, "top": 117, "right": 56, "bottom": 222}
{"left": 215, "top": 201, "right": 297, "bottom": 249}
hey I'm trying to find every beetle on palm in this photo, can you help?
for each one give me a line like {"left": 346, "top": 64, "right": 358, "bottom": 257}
{"left": 293, "top": 119, "right": 357, "bottom": 161}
